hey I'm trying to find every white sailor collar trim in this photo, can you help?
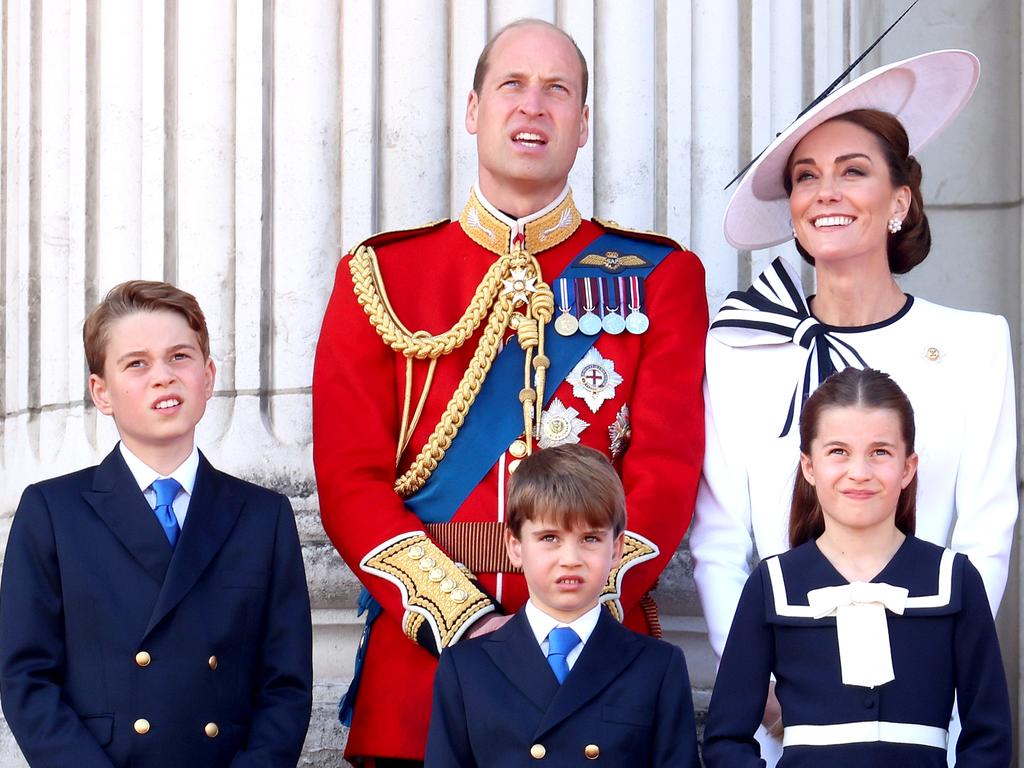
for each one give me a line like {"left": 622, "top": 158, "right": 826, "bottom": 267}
{"left": 766, "top": 547, "right": 957, "bottom": 619}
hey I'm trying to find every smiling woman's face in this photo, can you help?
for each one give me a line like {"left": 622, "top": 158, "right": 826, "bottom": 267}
{"left": 787, "top": 119, "right": 910, "bottom": 269}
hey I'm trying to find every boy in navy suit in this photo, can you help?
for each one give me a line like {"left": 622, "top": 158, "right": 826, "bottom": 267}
{"left": 425, "top": 444, "right": 699, "bottom": 767}
{"left": 0, "top": 281, "right": 312, "bottom": 767}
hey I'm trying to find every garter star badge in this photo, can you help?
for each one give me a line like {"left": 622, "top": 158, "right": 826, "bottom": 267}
{"left": 567, "top": 348, "right": 624, "bottom": 413}
{"left": 538, "top": 398, "right": 590, "bottom": 448}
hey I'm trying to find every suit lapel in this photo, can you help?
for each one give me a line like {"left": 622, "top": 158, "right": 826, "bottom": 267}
{"left": 534, "top": 608, "right": 645, "bottom": 738}
{"left": 483, "top": 609, "right": 560, "bottom": 713}
{"left": 82, "top": 448, "right": 173, "bottom": 585}
{"left": 144, "top": 453, "right": 244, "bottom": 637}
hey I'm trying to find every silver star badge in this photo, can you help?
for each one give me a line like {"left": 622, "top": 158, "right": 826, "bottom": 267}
{"left": 567, "top": 348, "right": 624, "bottom": 413}
{"left": 608, "top": 404, "right": 631, "bottom": 459}
{"left": 538, "top": 398, "right": 590, "bottom": 448}
{"left": 502, "top": 267, "right": 537, "bottom": 306}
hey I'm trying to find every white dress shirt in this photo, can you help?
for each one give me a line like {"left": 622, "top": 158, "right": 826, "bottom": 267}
{"left": 119, "top": 443, "right": 200, "bottom": 528}
{"left": 524, "top": 600, "right": 602, "bottom": 671}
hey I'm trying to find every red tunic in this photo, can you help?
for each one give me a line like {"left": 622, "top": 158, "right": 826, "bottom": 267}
{"left": 312, "top": 194, "right": 707, "bottom": 760}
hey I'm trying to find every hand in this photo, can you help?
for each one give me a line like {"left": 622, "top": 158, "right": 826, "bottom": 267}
{"left": 762, "top": 681, "right": 783, "bottom": 738}
{"left": 466, "top": 612, "right": 512, "bottom": 639}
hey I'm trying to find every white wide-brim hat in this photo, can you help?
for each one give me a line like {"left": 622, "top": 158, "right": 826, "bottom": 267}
{"left": 723, "top": 49, "right": 980, "bottom": 251}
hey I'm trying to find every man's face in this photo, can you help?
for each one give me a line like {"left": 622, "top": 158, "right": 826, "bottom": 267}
{"left": 466, "top": 24, "right": 589, "bottom": 213}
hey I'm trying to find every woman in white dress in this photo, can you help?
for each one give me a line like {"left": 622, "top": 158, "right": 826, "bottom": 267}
{"left": 689, "top": 50, "right": 1018, "bottom": 763}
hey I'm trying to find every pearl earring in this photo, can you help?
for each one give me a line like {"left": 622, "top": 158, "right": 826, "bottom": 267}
{"left": 887, "top": 217, "right": 903, "bottom": 234}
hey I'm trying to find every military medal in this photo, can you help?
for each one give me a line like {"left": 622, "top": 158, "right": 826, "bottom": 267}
{"left": 567, "top": 348, "right": 624, "bottom": 413}
{"left": 553, "top": 278, "right": 579, "bottom": 336}
{"left": 577, "top": 278, "right": 602, "bottom": 336}
{"left": 602, "top": 277, "right": 626, "bottom": 334}
{"left": 625, "top": 275, "right": 649, "bottom": 334}
{"left": 538, "top": 398, "right": 590, "bottom": 448}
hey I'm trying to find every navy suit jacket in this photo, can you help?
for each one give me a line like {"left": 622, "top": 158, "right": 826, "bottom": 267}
{"left": 425, "top": 607, "right": 699, "bottom": 767}
{"left": 0, "top": 447, "right": 313, "bottom": 768}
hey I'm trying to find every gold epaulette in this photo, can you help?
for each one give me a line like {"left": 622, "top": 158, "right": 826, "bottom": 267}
{"left": 592, "top": 217, "right": 688, "bottom": 252}
{"left": 352, "top": 218, "right": 450, "bottom": 252}
{"left": 360, "top": 532, "right": 496, "bottom": 655}
{"left": 599, "top": 531, "right": 661, "bottom": 622}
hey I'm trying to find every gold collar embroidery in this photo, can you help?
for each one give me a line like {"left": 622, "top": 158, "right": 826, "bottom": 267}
{"left": 459, "top": 187, "right": 582, "bottom": 256}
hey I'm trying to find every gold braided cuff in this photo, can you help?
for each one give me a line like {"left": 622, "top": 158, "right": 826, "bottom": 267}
{"left": 360, "top": 532, "right": 496, "bottom": 655}
{"left": 599, "top": 531, "right": 661, "bottom": 622}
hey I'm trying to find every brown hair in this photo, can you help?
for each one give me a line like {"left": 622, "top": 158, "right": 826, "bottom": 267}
{"left": 789, "top": 367, "right": 917, "bottom": 548}
{"left": 506, "top": 444, "right": 625, "bottom": 537}
{"left": 472, "top": 19, "right": 589, "bottom": 107}
{"left": 83, "top": 280, "right": 210, "bottom": 375}
{"left": 785, "top": 108, "right": 931, "bottom": 275}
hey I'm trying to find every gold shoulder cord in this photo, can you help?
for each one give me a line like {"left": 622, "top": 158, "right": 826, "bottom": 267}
{"left": 350, "top": 245, "right": 554, "bottom": 497}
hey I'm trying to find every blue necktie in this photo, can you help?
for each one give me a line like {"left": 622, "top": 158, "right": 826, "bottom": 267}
{"left": 546, "top": 627, "right": 580, "bottom": 684}
{"left": 151, "top": 477, "right": 181, "bottom": 548}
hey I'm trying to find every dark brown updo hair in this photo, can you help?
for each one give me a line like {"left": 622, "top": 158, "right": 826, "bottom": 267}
{"left": 784, "top": 108, "right": 931, "bottom": 275}
{"left": 789, "top": 367, "right": 917, "bottom": 548}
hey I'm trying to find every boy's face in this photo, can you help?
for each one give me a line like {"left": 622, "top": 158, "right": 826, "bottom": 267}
{"left": 505, "top": 515, "right": 623, "bottom": 624}
{"left": 88, "top": 310, "right": 215, "bottom": 464}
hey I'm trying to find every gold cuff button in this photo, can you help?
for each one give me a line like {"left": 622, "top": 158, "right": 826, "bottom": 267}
{"left": 439, "top": 577, "right": 456, "bottom": 593}
{"left": 509, "top": 439, "right": 528, "bottom": 458}
{"left": 450, "top": 588, "right": 469, "bottom": 604}
{"left": 135, "top": 651, "right": 151, "bottom": 667}
{"left": 428, "top": 567, "right": 446, "bottom": 582}
{"left": 585, "top": 744, "right": 600, "bottom": 759}
{"left": 208, "top": 655, "right": 218, "bottom": 670}
{"left": 407, "top": 545, "right": 425, "bottom": 560}
{"left": 530, "top": 743, "right": 546, "bottom": 759}
{"left": 418, "top": 557, "right": 436, "bottom": 571}
{"left": 205, "top": 722, "right": 220, "bottom": 738}
{"left": 133, "top": 718, "right": 150, "bottom": 735}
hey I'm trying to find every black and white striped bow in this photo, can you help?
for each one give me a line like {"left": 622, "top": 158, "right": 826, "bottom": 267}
{"left": 710, "top": 257, "right": 869, "bottom": 436}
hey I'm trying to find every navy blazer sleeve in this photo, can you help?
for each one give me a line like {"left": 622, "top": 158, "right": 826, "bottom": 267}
{"left": 653, "top": 644, "right": 701, "bottom": 768}
{"left": 953, "top": 559, "right": 1012, "bottom": 765}
{"left": 425, "top": 648, "right": 477, "bottom": 768}
{"left": 701, "top": 566, "right": 771, "bottom": 768}
{"left": 228, "top": 495, "right": 313, "bottom": 768}
{"left": 0, "top": 485, "right": 117, "bottom": 768}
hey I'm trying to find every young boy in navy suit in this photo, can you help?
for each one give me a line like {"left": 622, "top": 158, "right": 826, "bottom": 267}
{"left": 425, "top": 444, "right": 699, "bottom": 767}
{"left": 0, "top": 281, "right": 312, "bottom": 767}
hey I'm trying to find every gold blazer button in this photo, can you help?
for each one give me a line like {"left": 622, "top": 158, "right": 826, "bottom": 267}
{"left": 208, "top": 655, "right": 218, "bottom": 670}
{"left": 134, "top": 651, "right": 151, "bottom": 667}
{"left": 133, "top": 718, "right": 150, "bottom": 735}
{"left": 205, "top": 722, "right": 220, "bottom": 738}
{"left": 585, "top": 744, "right": 600, "bottom": 759}
{"left": 530, "top": 743, "right": 546, "bottom": 759}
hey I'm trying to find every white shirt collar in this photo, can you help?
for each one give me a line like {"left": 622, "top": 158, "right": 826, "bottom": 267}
{"left": 524, "top": 599, "right": 602, "bottom": 650}
{"left": 472, "top": 182, "right": 571, "bottom": 232}
{"left": 119, "top": 442, "right": 200, "bottom": 497}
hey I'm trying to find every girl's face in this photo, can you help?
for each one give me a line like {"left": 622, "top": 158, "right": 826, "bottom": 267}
{"left": 799, "top": 405, "right": 918, "bottom": 539}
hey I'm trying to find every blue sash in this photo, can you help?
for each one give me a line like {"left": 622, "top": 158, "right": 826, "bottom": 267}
{"left": 339, "top": 230, "right": 673, "bottom": 725}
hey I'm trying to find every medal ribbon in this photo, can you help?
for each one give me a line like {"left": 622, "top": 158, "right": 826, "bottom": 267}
{"left": 557, "top": 278, "right": 574, "bottom": 315}
{"left": 628, "top": 275, "right": 644, "bottom": 313}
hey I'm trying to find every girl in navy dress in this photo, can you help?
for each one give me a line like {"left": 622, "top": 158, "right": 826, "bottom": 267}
{"left": 702, "top": 368, "right": 1011, "bottom": 767}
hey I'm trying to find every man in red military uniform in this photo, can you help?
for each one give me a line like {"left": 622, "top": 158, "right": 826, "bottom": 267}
{"left": 313, "top": 18, "right": 707, "bottom": 766}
